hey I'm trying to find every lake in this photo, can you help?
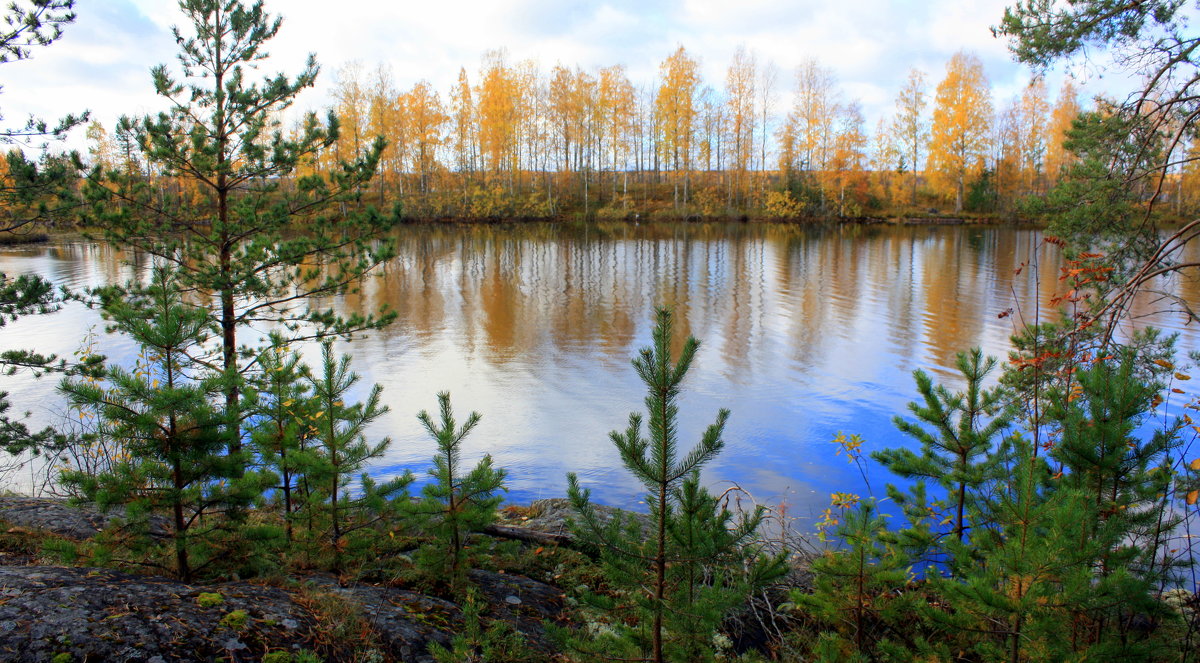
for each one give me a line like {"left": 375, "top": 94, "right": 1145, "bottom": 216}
{"left": 1, "top": 222, "right": 1197, "bottom": 525}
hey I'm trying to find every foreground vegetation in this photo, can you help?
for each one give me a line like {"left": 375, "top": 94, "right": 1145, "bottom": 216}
{"left": 0, "top": 0, "right": 1199, "bottom": 661}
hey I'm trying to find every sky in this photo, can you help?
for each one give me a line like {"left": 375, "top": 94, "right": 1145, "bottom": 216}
{"left": 0, "top": 0, "right": 1147, "bottom": 154}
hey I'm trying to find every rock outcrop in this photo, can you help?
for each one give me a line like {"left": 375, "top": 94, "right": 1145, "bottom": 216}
{"left": 0, "top": 497, "right": 568, "bottom": 662}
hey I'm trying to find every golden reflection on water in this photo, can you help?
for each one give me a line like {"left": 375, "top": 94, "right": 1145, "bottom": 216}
{"left": 0, "top": 223, "right": 1197, "bottom": 515}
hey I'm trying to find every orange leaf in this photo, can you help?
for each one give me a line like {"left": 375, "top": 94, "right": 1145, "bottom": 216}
{"left": 1176, "top": 373, "right": 1192, "bottom": 381}
{"left": 1190, "top": 458, "right": 1200, "bottom": 471}
{"left": 534, "top": 547, "right": 544, "bottom": 555}
{"left": 1173, "top": 388, "right": 1186, "bottom": 394}
{"left": 1188, "top": 490, "right": 1199, "bottom": 506}
{"left": 1154, "top": 359, "right": 1175, "bottom": 370}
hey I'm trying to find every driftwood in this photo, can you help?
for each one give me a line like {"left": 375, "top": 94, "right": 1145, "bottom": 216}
{"left": 482, "top": 523, "right": 574, "bottom": 548}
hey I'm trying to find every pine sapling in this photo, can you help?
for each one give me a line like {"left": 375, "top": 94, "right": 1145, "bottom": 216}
{"left": 873, "top": 348, "right": 1013, "bottom": 551}
{"left": 59, "top": 268, "right": 272, "bottom": 581}
{"left": 567, "top": 307, "right": 785, "bottom": 663}
{"left": 306, "top": 341, "right": 411, "bottom": 573}
{"left": 794, "top": 500, "right": 915, "bottom": 661}
{"left": 251, "top": 335, "right": 313, "bottom": 543}
{"left": 411, "top": 391, "right": 507, "bottom": 585}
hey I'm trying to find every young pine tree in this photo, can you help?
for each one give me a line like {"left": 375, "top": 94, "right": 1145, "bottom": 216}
{"left": 921, "top": 435, "right": 1095, "bottom": 663}
{"left": 1041, "top": 355, "right": 1183, "bottom": 658}
{"left": 250, "top": 335, "right": 315, "bottom": 543}
{"left": 410, "top": 391, "right": 507, "bottom": 586}
{"left": 910, "top": 359, "right": 1184, "bottom": 662}
{"left": 58, "top": 269, "right": 274, "bottom": 581}
{"left": 83, "top": 0, "right": 396, "bottom": 453}
{"left": 305, "top": 342, "right": 411, "bottom": 573}
{"left": 872, "top": 347, "right": 1014, "bottom": 558}
{"left": 566, "top": 307, "right": 786, "bottom": 663}
{"left": 793, "top": 500, "right": 917, "bottom": 662}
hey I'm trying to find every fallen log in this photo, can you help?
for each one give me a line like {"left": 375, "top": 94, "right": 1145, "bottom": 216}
{"left": 482, "top": 524, "right": 574, "bottom": 547}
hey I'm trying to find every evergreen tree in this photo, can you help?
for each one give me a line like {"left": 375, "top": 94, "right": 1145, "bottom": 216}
{"left": 566, "top": 307, "right": 786, "bottom": 663}
{"left": 82, "top": 0, "right": 397, "bottom": 454}
{"left": 666, "top": 472, "right": 786, "bottom": 662}
{"left": 872, "top": 348, "right": 1014, "bottom": 552}
{"left": 1042, "top": 355, "right": 1184, "bottom": 655}
{"left": 249, "top": 335, "right": 315, "bottom": 543}
{"left": 304, "top": 342, "right": 410, "bottom": 573}
{"left": 410, "top": 391, "right": 506, "bottom": 586}
{"left": 58, "top": 268, "right": 273, "bottom": 581}
{"left": 0, "top": 0, "right": 90, "bottom": 455}
{"left": 793, "top": 500, "right": 916, "bottom": 662}
{"left": 920, "top": 358, "right": 1183, "bottom": 662}
{"left": 923, "top": 435, "right": 1100, "bottom": 663}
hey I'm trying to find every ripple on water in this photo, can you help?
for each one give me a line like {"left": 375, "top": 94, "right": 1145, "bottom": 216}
{"left": 0, "top": 224, "right": 1197, "bottom": 518}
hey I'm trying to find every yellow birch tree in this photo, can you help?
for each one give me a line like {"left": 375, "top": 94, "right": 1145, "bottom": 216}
{"left": 928, "top": 51, "right": 993, "bottom": 213}
{"left": 1045, "top": 78, "right": 1081, "bottom": 186}
{"left": 404, "top": 80, "right": 447, "bottom": 196}
{"left": 725, "top": 45, "right": 756, "bottom": 207}
{"left": 890, "top": 68, "right": 929, "bottom": 207}
{"left": 655, "top": 46, "right": 700, "bottom": 208}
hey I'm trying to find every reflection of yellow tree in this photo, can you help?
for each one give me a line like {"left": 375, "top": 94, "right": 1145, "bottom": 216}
{"left": 928, "top": 52, "right": 992, "bottom": 213}
{"left": 920, "top": 233, "right": 983, "bottom": 369}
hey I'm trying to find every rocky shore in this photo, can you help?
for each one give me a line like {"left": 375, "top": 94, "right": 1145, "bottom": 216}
{"left": 0, "top": 496, "right": 622, "bottom": 662}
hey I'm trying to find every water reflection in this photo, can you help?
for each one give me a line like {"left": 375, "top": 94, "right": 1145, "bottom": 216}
{"left": 1, "top": 223, "right": 1197, "bottom": 523}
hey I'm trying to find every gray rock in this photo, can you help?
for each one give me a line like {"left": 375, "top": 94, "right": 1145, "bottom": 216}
{"left": 515, "top": 497, "right": 651, "bottom": 538}
{"left": 0, "top": 496, "right": 168, "bottom": 540}
{"left": 469, "top": 569, "right": 565, "bottom": 653}
{"left": 0, "top": 565, "right": 561, "bottom": 662}
{"left": 0, "top": 565, "right": 319, "bottom": 662}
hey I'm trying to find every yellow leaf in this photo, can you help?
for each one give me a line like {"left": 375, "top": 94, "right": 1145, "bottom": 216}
{"left": 1188, "top": 490, "right": 1200, "bottom": 506}
{"left": 1190, "top": 458, "right": 1200, "bottom": 471}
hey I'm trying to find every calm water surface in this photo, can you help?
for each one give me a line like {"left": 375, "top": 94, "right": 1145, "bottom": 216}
{"left": 2, "top": 223, "right": 1198, "bottom": 522}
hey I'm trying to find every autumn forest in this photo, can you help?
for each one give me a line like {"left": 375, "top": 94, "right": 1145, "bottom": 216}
{"left": 84, "top": 46, "right": 1098, "bottom": 221}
